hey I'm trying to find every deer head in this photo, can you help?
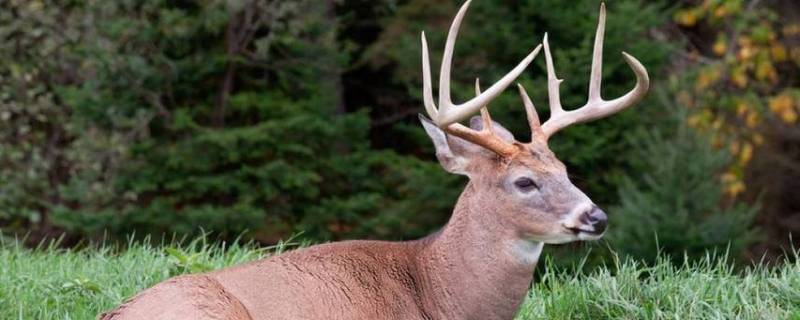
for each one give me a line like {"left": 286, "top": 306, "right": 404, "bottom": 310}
{"left": 420, "top": 1, "right": 649, "bottom": 244}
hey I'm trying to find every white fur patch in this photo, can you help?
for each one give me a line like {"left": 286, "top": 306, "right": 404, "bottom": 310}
{"left": 510, "top": 240, "right": 544, "bottom": 266}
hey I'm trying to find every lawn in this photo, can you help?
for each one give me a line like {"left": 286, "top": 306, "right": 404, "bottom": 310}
{"left": 1, "top": 237, "right": 798, "bottom": 320}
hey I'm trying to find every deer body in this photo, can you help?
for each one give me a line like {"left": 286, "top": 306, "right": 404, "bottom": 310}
{"left": 101, "top": 184, "right": 543, "bottom": 320}
{"left": 101, "top": 1, "right": 648, "bottom": 319}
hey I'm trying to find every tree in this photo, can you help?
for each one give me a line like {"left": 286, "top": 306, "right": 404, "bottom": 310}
{"left": 1, "top": 0, "right": 461, "bottom": 243}
{"left": 609, "top": 95, "right": 758, "bottom": 264}
{"left": 0, "top": 0, "right": 139, "bottom": 244}
{"left": 673, "top": 0, "right": 800, "bottom": 258}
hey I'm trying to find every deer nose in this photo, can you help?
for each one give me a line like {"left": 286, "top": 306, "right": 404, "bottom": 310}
{"left": 580, "top": 207, "right": 608, "bottom": 234}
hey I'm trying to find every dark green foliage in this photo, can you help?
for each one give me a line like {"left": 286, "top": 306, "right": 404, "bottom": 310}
{"left": 34, "top": 0, "right": 461, "bottom": 242}
{"left": 0, "top": 0, "right": 763, "bottom": 266}
{"left": 0, "top": 1, "right": 123, "bottom": 237}
{"left": 609, "top": 101, "right": 759, "bottom": 263}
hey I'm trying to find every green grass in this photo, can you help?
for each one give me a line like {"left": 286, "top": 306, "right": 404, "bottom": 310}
{"left": 0, "top": 238, "right": 798, "bottom": 320}
{"left": 521, "top": 255, "right": 800, "bottom": 319}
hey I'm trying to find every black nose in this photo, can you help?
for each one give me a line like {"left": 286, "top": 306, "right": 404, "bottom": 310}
{"left": 580, "top": 207, "right": 608, "bottom": 234}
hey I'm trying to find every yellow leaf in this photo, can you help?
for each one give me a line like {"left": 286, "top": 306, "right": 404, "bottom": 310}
{"left": 713, "top": 6, "right": 728, "bottom": 18}
{"left": 736, "top": 102, "right": 749, "bottom": 117}
{"left": 739, "top": 143, "right": 753, "bottom": 165}
{"left": 687, "top": 114, "right": 702, "bottom": 128}
{"left": 721, "top": 172, "right": 738, "bottom": 184}
{"left": 712, "top": 117, "right": 724, "bottom": 130}
{"left": 769, "top": 94, "right": 792, "bottom": 114}
{"left": 781, "top": 108, "right": 798, "bottom": 123}
{"left": 729, "top": 141, "right": 741, "bottom": 155}
{"left": 731, "top": 68, "right": 748, "bottom": 88}
{"left": 746, "top": 112, "right": 760, "bottom": 128}
{"left": 755, "top": 61, "right": 777, "bottom": 83}
{"left": 28, "top": 0, "right": 43, "bottom": 11}
{"left": 675, "top": 10, "right": 698, "bottom": 27}
{"left": 737, "top": 36, "right": 753, "bottom": 48}
{"left": 753, "top": 134, "right": 764, "bottom": 145}
{"left": 688, "top": 109, "right": 715, "bottom": 129}
{"left": 713, "top": 38, "right": 727, "bottom": 56}
{"left": 783, "top": 24, "right": 800, "bottom": 37}
{"left": 726, "top": 181, "right": 746, "bottom": 197}
{"left": 738, "top": 46, "right": 755, "bottom": 60}
{"left": 771, "top": 44, "right": 788, "bottom": 62}
{"left": 696, "top": 67, "right": 721, "bottom": 91}
{"left": 722, "top": 168, "right": 746, "bottom": 197}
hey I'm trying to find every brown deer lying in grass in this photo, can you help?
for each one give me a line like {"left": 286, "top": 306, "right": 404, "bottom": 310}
{"left": 100, "top": 1, "right": 648, "bottom": 319}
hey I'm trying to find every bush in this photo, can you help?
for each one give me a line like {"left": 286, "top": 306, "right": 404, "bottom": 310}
{"left": 608, "top": 98, "right": 759, "bottom": 263}
{"left": 1, "top": 1, "right": 462, "bottom": 243}
{"left": 51, "top": 90, "right": 462, "bottom": 242}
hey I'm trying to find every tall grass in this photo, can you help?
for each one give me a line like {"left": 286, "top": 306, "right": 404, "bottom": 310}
{"left": 519, "top": 254, "right": 800, "bottom": 319}
{"left": 0, "top": 236, "right": 299, "bottom": 320}
{"left": 0, "top": 237, "right": 797, "bottom": 319}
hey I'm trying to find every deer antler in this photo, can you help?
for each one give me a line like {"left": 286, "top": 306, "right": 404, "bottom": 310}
{"left": 422, "top": 0, "right": 542, "bottom": 157}
{"left": 521, "top": 3, "right": 650, "bottom": 140}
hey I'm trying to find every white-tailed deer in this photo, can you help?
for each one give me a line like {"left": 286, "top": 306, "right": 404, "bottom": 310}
{"left": 100, "top": 2, "right": 648, "bottom": 319}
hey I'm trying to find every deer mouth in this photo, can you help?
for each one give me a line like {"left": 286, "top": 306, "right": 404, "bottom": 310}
{"left": 564, "top": 225, "right": 601, "bottom": 236}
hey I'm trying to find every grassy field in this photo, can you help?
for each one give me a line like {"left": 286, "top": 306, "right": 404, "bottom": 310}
{"left": 1, "top": 237, "right": 798, "bottom": 320}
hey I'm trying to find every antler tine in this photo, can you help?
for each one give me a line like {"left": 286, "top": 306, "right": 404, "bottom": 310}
{"left": 542, "top": 33, "right": 564, "bottom": 117}
{"left": 588, "top": 2, "right": 606, "bottom": 102}
{"left": 421, "top": 0, "right": 542, "bottom": 128}
{"left": 421, "top": 31, "right": 438, "bottom": 121}
{"left": 516, "top": 83, "right": 543, "bottom": 141}
{"left": 475, "top": 78, "right": 494, "bottom": 134}
{"left": 420, "top": 0, "right": 543, "bottom": 157}
{"left": 443, "top": 78, "right": 518, "bottom": 157}
{"left": 539, "top": 2, "right": 650, "bottom": 139}
{"left": 445, "top": 78, "right": 519, "bottom": 156}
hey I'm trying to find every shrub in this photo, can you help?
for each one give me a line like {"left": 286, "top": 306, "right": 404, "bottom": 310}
{"left": 609, "top": 99, "right": 759, "bottom": 263}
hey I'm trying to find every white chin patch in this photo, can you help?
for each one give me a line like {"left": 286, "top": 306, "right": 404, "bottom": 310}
{"left": 532, "top": 233, "right": 578, "bottom": 244}
{"left": 531, "top": 230, "right": 604, "bottom": 244}
{"left": 577, "top": 231, "right": 604, "bottom": 241}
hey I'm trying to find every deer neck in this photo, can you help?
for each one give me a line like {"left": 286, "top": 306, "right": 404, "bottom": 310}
{"left": 416, "top": 182, "right": 543, "bottom": 319}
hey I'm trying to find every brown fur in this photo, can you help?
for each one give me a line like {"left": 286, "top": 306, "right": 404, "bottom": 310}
{"left": 98, "top": 275, "right": 252, "bottom": 320}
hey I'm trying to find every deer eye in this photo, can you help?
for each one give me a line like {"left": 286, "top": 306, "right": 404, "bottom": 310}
{"left": 514, "top": 177, "right": 539, "bottom": 192}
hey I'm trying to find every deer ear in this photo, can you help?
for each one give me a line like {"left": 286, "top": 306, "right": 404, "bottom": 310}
{"left": 420, "top": 115, "right": 469, "bottom": 175}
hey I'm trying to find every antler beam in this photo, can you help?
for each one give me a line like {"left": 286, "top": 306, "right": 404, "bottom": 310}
{"left": 536, "top": 3, "right": 650, "bottom": 139}
{"left": 421, "top": 0, "right": 541, "bottom": 157}
{"left": 442, "top": 79, "right": 519, "bottom": 157}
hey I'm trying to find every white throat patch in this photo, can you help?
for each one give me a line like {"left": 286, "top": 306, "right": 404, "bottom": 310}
{"left": 510, "top": 240, "right": 544, "bottom": 266}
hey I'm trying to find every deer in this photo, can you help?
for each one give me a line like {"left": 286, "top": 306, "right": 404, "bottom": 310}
{"left": 99, "top": 1, "right": 648, "bottom": 319}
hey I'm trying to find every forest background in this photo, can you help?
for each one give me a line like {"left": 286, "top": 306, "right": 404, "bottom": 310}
{"left": 1, "top": 0, "right": 799, "bottom": 268}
